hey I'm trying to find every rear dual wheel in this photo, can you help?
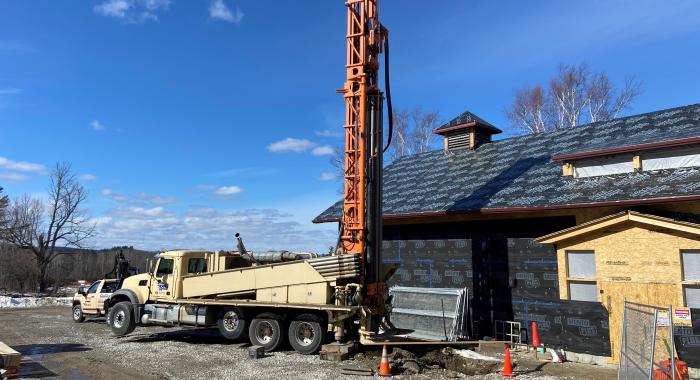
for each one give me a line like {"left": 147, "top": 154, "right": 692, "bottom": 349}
{"left": 288, "top": 314, "right": 324, "bottom": 355}
{"left": 249, "top": 317, "right": 284, "bottom": 352}
{"left": 247, "top": 313, "right": 325, "bottom": 354}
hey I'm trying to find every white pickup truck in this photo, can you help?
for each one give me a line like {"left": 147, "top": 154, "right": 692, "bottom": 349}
{"left": 72, "top": 279, "right": 119, "bottom": 322}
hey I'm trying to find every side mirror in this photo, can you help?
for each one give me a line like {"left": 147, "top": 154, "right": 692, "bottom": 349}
{"left": 78, "top": 286, "right": 87, "bottom": 295}
{"left": 147, "top": 258, "right": 153, "bottom": 274}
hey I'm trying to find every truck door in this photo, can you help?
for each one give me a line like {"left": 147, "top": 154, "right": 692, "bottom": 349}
{"left": 150, "top": 257, "right": 175, "bottom": 301}
{"left": 84, "top": 281, "right": 102, "bottom": 313}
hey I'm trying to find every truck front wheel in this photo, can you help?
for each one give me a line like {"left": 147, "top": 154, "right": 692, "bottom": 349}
{"left": 218, "top": 308, "right": 247, "bottom": 340}
{"left": 72, "top": 304, "right": 85, "bottom": 323}
{"left": 109, "top": 301, "right": 136, "bottom": 336}
{"left": 248, "top": 316, "right": 284, "bottom": 352}
{"left": 288, "top": 314, "right": 324, "bottom": 354}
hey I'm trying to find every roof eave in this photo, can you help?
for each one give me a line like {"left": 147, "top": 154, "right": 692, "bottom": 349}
{"left": 537, "top": 210, "right": 700, "bottom": 244}
{"left": 312, "top": 194, "right": 700, "bottom": 224}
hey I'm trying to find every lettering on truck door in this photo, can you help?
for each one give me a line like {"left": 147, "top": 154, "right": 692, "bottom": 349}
{"left": 150, "top": 257, "right": 175, "bottom": 301}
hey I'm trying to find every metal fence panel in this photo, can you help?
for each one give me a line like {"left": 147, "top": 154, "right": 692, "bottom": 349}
{"left": 618, "top": 301, "right": 675, "bottom": 380}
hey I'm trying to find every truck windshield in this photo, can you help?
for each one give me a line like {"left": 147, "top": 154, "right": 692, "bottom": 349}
{"left": 156, "top": 258, "right": 174, "bottom": 277}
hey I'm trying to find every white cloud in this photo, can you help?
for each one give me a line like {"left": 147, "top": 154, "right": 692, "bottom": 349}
{"left": 213, "top": 185, "right": 242, "bottom": 195}
{"left": 138, "top": 192, "right": 177, "bottom": 205}
{"left": 94, "top": 0, "right": 170, "bottom": 23}
{"left": 311, "top": 145, "right": 334, "bottom": 156}
{"left": 0, "top": 157, "right": 46, "bottom": 174}
{"left": 102, "top": 188, "right": 177, "bottom": 205}
{"left": 79, "top": 174, "right": 97, "bottom": 181}
{"left": 209, "top": 0, "right": 243, "bottom": 24}
{"left": 319, "top": 172, "right": 337, "bottom": 181}
{"left": 113, "top": 206, "right": 165, "bottom": 218}
{"left": 90, "top": 206, "right": 337, "bottom": 252}
{"left": 90, "top": 120, "right": 105, "bottom": 131}
{"left": 0, "top": 172, "right": 30, "bottom": 182}
{"left": 267, "top": 138, "right": 316, "bottom": 153}
{"left": 315, "top": 129, "right": 343, "bottom": 138}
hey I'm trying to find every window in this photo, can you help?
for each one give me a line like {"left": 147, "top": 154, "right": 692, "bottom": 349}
{"left": 566, "top": 251, "right": 597, "bottom": 302}
{"left": 682, "top": 250, "right": 700, "bottom": 308}
{"left": 681, "top": 250, "right": 700, "bottom": 281}
{"left": 685, "top": 286, "right": 700, "bottom": 308}
{"left": 187, "top": 258, "right": 208, "bottom": 274}
{"left": 574, "top": 155, "right": 634, "bottom": 178}
{"left": 87, "top": 281, "right": 100, "bottom": 294}
{"left": 156, "top": 258, "right": 174, "bottom": 277}
{"left": 642, "top": 146, "right": 700, "bottom": 171}
{"left": 102, "top": 282, "right": 118, "bottom": 293}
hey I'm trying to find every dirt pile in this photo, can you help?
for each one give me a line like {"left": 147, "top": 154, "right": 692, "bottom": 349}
{"left": 389, "top": 347, "right": 501, "bottom": 376}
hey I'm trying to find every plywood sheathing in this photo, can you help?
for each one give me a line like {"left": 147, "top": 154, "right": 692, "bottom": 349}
{"left": 538, "top": 211, "right": 700, "bottom": 363}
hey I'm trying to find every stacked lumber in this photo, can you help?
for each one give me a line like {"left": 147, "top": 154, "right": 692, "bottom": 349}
{"left": 0, "top": 341, "right": 20, "bottom": 377}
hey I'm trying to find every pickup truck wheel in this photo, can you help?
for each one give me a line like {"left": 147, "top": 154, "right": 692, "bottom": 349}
{"left": 249, "top": 317, "right": 284, "bottom": 352}
{"left": 109, "top": 301, "right": 136, "bottom": 336}
{"left": 288, "top": 314, "right": 324, "bottom": 354}
{"left": 72, "top": 304, "right": 85, "bottom": 323}
{"left": 218, "top": 308, "right": 247, "bottom": 340}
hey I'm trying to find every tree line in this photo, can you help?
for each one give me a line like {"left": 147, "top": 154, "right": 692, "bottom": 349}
{"left": 0, "top": 244, "right": 151, "bottom": 294}
{"left": 0, "top": 163, "right": 153, "bottom": 294}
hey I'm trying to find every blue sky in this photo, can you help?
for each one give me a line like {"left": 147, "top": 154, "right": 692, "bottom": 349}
{"left": 1, "top": 0, "right": 699, "bottom": 252}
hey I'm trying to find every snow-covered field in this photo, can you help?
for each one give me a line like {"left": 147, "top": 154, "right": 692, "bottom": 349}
{"left": 0, "top": 295, "right": 72, "bottom": 308}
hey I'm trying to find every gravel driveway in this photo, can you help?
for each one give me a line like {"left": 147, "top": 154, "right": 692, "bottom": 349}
{"left": 0, "top": 306, "right": 617, "bottom": 379}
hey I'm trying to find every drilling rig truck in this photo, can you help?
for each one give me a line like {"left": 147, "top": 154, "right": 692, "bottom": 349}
{"left": 105, "top": 0, "right": 393, "bottom": 355}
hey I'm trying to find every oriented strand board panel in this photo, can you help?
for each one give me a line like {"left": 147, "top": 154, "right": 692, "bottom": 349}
{"left": 555, "top": 222, "right": 700, "bottom": 363}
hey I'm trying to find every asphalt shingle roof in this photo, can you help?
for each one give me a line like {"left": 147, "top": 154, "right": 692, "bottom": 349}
{"left": 314, "top": 103, "right": 700, "bottom": 223}
{"left": 439, "top": 110, "right": 497, "bottom": 129}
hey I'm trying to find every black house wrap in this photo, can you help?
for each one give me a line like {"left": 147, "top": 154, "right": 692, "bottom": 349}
{"left": 382, "top": 217, "right": 613, "bottom": 356}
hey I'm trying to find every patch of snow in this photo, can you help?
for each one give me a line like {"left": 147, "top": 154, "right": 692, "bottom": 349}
{"left": 454, "top": 349, "right": 501, "bottom": 362}
{"left": 0, "top": 296, "right": 72, "bottom": 309}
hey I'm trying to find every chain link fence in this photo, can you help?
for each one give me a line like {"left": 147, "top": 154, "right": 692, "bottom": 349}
{"left": 618, "top": 300, "right": 675, "bottom": 380}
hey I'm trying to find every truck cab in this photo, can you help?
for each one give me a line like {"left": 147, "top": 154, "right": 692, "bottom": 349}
{"left": 72, "top": 279, "right": 119, "bottom": 322}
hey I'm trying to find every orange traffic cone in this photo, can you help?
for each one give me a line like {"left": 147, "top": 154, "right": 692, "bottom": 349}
{"left": 378, "top": 345, "right": 392, "bottom": 377}
{"left": 531, "top": 321, "right": 540, "bottom": 348}
{"left": 502, "top": 344, "right": 515, "bottom": 377}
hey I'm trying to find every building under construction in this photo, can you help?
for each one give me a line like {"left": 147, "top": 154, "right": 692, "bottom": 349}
{"left": 315, "top": 102, "right": 700, "bottom": 366}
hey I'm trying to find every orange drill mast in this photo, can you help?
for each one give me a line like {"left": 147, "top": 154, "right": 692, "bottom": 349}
{"left": 338, "top": 0, "right": 388, "bottom": 298}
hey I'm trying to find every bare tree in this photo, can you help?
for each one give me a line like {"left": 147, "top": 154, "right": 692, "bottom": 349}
{"left": 0, "top": 187, "right": 7, "bottom": 239}
{"left": 507, "top": 63, "right": 642, "bottom": 134}
{"left": 327, "top": 107, "right": 440, "bottom": 186}
{"left": 4, "top": 162, "right": 95, "bottom": 292}
{"left": 389, "top": 107, "right": 440, "bottom": 161}
{"left": 506, "top": 85, "right": 549, "bottom": 134}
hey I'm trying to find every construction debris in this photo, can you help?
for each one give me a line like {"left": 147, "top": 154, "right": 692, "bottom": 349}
{"left": 0, "top": 342, "right": 20, "bottom": 377}
{"left": 419, "top": 347, "right": 501, "bottom": 376}
{"left": 389, "top": 286, "right": 469, "bottom": 341}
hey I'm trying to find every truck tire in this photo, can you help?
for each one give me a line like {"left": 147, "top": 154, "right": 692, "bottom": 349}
{"left": 288, "top": 314, "right": 324, "bottom": 354}
{"left": 72, "top": 304, "right": 85, "bottom": 323}
{"left": 249, "top": 316, "right": 284, "bottom": 352}
{"left": 109, "top": 301, "right": 136, "bottom": 336}
{"left": 218, "top": 308, "right": 247, "bottom": 340}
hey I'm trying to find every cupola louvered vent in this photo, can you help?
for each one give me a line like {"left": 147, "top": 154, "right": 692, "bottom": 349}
{"left": 433, "top": 110, "right": 501, "bottom": 151}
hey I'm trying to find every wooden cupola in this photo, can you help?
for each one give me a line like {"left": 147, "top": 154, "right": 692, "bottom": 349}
{"left": 433, "top": 111, "right": 502, "bottom": 151}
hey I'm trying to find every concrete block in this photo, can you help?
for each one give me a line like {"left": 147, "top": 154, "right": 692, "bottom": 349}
{"left": 248, "top": 345, "right": 265, "bottom": 359}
